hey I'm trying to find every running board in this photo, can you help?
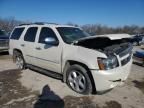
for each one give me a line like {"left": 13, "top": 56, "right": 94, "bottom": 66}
{"left": 26, "top": 64, "right": 63, "bottom": 80}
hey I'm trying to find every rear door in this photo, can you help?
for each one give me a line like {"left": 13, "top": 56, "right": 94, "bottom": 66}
{"left": 22, "top": 27, "right": 38, "bottom": 65}
{"left": 9, "top": 27, "right": 25, "bottom": 55}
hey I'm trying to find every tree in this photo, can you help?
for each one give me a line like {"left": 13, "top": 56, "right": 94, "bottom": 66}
{"left": 0, "top": 17, "right": 22, "bottom": 32}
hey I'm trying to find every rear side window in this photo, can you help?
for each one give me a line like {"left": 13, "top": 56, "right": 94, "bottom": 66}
{"left": 24, "top": 27, "right": 38, "bottom": 42}
{"left": 10, "top": 28, "right": 25, "bottom": 40}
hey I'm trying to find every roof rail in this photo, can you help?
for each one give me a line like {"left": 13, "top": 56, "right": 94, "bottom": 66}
{"left": 18, "top": 22, "right": 59, "bottom": 26}
{"left": 33, "top": 22, "right": 44, "bottom": 25}
{"left": 18, "top": 23, "right": 31, "bottom": 26}
{"left": 34, "top": 22, "right": 59, "bottom": 25}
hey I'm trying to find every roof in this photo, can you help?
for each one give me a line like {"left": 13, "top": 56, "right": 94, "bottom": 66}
{"left": 18, "top": 22, "right": 76, "bottom": 28}
{"left": 96, "top": 34, "right": 132, "bottom": 40}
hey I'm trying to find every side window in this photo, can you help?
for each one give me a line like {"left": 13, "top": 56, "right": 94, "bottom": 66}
{"left": 24, "top": 27, "right": 38, "bottom": 42}
{"left": 39, "top": 27, "right": 58, "bottom": 43}
{"left": 10, "top": 28, "right": 25, "bottom": 40}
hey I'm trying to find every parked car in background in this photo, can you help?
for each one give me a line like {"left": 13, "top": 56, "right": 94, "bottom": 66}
{"left": 133, "top": 51, "right": 144, "bottom": 66}
{"left": 130, "top": 34, "right": 144, "bottom": 46}
{"left": 0, "top": 29, "right": 9, "bottom": 52}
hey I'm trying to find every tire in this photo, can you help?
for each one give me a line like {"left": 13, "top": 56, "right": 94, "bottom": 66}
{"left": 66, "top": 64, "right": 92, "bottom": 94}
{"left": 13, "top": 51, "right": 25, "bottom": 70}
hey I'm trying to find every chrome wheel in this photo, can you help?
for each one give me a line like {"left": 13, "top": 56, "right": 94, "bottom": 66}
{"left": 16, "top": 56, "right": 24, "bottom": 69}
{"left": 68, "top": 71, "right": 86, "bottom": 93}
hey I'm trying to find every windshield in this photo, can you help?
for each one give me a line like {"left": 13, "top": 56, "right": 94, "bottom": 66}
{"left": 57, "top": 27, "right": 90, "bottom": 43}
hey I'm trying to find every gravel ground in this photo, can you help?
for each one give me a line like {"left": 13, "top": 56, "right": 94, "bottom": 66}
{"left": 0, "top": 46, "right": 144, "bottom": 108}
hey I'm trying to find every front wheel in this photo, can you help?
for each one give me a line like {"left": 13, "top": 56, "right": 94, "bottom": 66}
{"left": 66, "top": 64, "right": 92, "bottom": 94}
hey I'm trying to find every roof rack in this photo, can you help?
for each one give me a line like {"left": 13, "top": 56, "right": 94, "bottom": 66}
{"left": 18, "top": 23, "right": 31, "bottom": 26}
{"left": 18, "top": 22, "right": 59, "bottom": 26}
{"left": 34, "top": 22, "right": 59, "bottom": 25}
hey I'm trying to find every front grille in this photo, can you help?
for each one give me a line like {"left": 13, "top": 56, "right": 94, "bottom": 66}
{"left": 118, "top": 43, "right": 133, "bottom": 58}
{"left": 0, "top": 40, "right": 9, "bottom": 47}
{"left": 121, "top": 53, "right": 132, "bottom": 66}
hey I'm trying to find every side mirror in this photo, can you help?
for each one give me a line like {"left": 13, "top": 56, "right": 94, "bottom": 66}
{"left": 44, "top": 37, "right": 59, "bottom": 46}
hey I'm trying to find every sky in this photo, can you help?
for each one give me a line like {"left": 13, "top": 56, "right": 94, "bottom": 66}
{"left": 0, "top": 0, "right": 144, "bottom": 27}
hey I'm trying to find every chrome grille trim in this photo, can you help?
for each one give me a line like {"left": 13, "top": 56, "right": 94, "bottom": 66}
{"left": 121, "top": 52, "right": 132, "bottom": 66}
{"left": 118, "top": 43, "right": 133, "bottom": 58}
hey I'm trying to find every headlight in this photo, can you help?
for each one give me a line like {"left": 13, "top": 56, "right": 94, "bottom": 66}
{"left": 97, "top": 56, "right": 119, "bottom": 70}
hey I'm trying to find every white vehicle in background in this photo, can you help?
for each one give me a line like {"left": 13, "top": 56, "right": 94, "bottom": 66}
{"left": 9, "top": 23, "right": 133, "bottom": 94}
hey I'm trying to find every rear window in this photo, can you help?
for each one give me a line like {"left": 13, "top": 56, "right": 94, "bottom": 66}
{"left": 24, "top": 27, "right": 38, "bottom": 42}
{"left": 10, "top": 28, "right": 25, "bottom": 40}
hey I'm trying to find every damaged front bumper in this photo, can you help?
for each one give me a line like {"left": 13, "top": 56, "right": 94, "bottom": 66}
{"left": 91, "top": 58, "right": 132, "bottom": 92}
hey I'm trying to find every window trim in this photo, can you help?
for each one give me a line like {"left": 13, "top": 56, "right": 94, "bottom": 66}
{"left": 38, "top": 27, "right": 59, "bottom": 45}
{"left": 10, "top": 27, "right": 25, "bottom": 40}
{"left": 24, "top": 27, "right": 38, "bottom": 42}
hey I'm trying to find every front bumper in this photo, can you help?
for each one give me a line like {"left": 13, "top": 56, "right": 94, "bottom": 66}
{"left": 91, "top": 59, "right": 132, "bottom": 92}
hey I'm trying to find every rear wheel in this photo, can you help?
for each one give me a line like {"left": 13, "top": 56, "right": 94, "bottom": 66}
{"left": 13, "top": 51, "right": 25, "bottom": 70}
{"left": 66, "top": 64, "right": 92, "bottom": 94}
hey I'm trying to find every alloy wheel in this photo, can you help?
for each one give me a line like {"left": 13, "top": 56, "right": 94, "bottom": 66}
{"left": 15, "top": 56, "right": 24, "bottom": 69}
{"left": 68, "top": 71, "right": 86, "bottom": 93}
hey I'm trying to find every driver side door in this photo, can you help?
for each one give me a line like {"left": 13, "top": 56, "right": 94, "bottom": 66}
{"left": 34, "top": 27, "right": 62, "bottom": 73}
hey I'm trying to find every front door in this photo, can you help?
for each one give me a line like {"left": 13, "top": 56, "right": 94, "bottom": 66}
{"left": 34, "top": 27, "right": 62, "bottom": 73}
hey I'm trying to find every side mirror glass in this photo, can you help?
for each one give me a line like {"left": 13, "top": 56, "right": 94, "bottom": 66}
{"left": 44, "top": 37, "right": 59, "bottom": 46}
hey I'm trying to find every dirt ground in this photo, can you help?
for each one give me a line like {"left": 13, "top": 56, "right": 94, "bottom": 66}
{"left": 0, "top": 47, "right": 144, "bottom": 108}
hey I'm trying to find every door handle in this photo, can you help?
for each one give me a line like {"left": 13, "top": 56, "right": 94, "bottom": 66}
{"left": 35, "top": 47, "right": 41, "bottom": 50}
{"left": 21, "top": 44, "right": 25, "bottom": 47}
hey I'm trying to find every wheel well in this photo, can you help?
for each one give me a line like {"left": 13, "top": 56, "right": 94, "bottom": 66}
{"left": 13, "top": 49, "right": 23, "bottom": 62}
{"left": 63, "top": 60, "right": 97, "bottom": 94}
{"left": 13, "top": 49, "right": 22, "bottom": 55}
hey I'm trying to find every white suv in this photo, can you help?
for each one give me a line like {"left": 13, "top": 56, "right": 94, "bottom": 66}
{"left": 9, "top": 23, "right": 133, "bottom": 94}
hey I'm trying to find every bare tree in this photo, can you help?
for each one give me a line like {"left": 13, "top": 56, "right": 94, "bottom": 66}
{"left": 0, "top": 17, "right": 144, "bottom": 35}
{"left": 81, "top": 24, "right": 144, "bottom": 35}
{"left": 0, "top": 17, "right": 22, "bottom": 32}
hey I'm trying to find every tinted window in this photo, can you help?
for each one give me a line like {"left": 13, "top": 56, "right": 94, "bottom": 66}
{"left": 10, "top": 28, "right": 25, "bottom": 40}
{"left": 39, "top": 27, "right": 58, "bottom": 43}
{"left": 24, "top": 27, "right": 38, "bottom": 42}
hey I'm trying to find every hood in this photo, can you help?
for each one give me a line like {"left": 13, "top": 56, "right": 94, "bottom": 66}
{"left": 96, "top": 34, "right": 131, "bottom": 40}
{"left": 72, "top": 36, "right": 101, "bottom": 44}
{"left": 72, "top": 33, "right": 132, "bottom": 58}
{"left": 73, "top": 33, "right": 131, "bottom": 44}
